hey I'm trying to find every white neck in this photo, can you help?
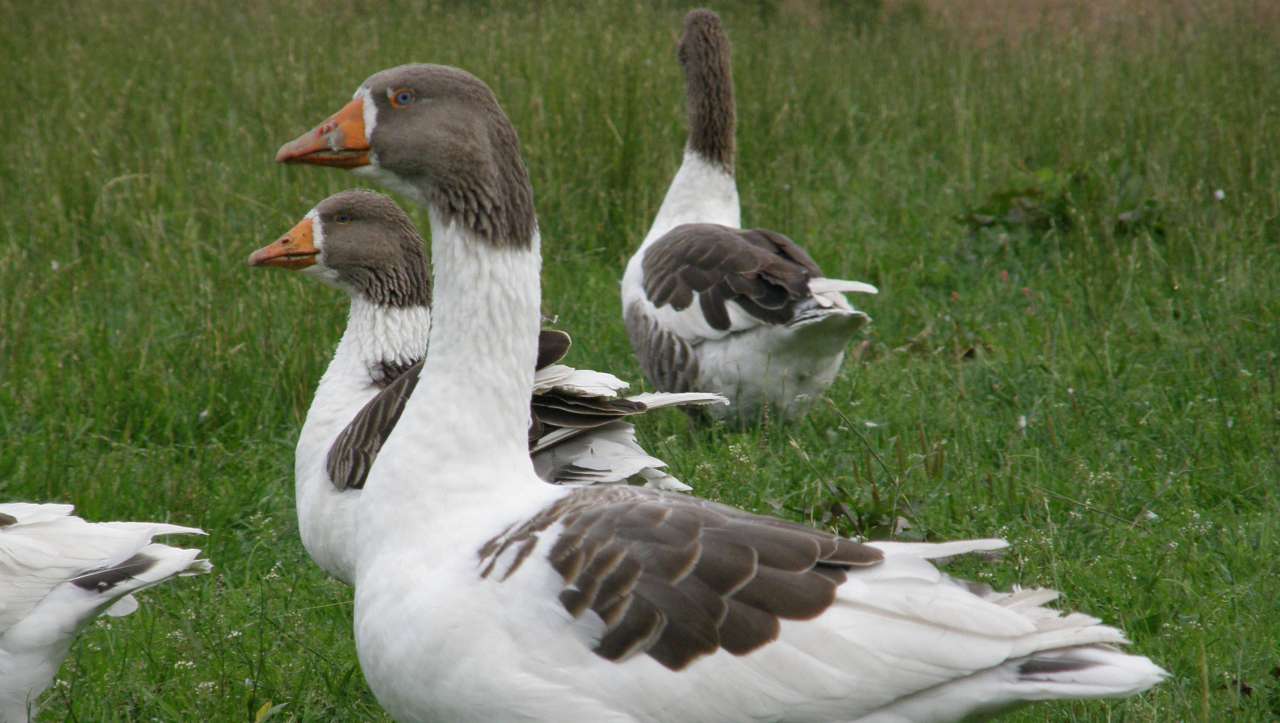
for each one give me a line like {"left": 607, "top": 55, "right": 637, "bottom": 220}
{"left": 336, "top": 298, "right": 431, "bottom": 385}
{"left": 293, "top": 297, "right": 431, "bottom": 583}
{"left": 361, "top": 212, "right": 542, "bottom": 518}
{"left": 641, "top": 148, "right": 741, "bottom": 249}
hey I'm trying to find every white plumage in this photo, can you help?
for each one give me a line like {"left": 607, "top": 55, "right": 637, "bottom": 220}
{"left": 0, "top": 503, "right": 210, "bottom": 723}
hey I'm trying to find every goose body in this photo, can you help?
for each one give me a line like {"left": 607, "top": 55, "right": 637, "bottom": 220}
{"left": 250, "top": 191, "right": 723, "bottom": 583}
{"left": 621, "top": 10, "right": 876, "bottom": 423}
{"left": 276, "top": 63, "right": 1163, "bottom": 722}
{"left": 0, "top": 503, "right": 209, "bottom": 722}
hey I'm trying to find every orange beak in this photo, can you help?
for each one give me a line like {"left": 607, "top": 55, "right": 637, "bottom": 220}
{"left": 248, "top": 217, "right": 319, "bottom": 270}
{"left": 276, "top": 96, "right": 371, "bottom": 168}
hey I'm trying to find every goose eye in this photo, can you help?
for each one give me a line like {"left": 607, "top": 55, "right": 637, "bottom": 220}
{"left": 334, "top": 213, "right": 352, "bottom": 223}
{"left": 390, "top": 88, "right": 416, "bottom": 108}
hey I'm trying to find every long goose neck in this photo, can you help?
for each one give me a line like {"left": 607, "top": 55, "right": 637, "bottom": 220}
{"left": 641, "top": 22, "right": 741, "bottom": 248}
{"left": 683, "top": 23, "right": 736, "bottom": 175}
{"left": 384, "top": 211, "right": 541, "bottom": 485}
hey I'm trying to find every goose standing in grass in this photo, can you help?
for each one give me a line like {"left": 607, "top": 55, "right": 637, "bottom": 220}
{"left": 249, "top": 189, "right": 723, "bottom": 584}
{"left": 622, "top": 9, "right": 878, "bottom": 423}
{"left": 0, "top": 504, "right": 209, "bottom": 723}
{"left": 275, "top": 63, "right": 1164, "bottom": 721}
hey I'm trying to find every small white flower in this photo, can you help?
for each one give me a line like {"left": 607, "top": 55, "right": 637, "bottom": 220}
{"left": 1143, "top": 510, "right": 1159, "bottom": 521}
{"left": 51, "top": 260, "right": 61, "bottom": 272}
{"left": 174, "top": 659, "right": 196, "bottom": 670}
{"left": 1213, "top": 189, "right": 1225, "bottom": 202}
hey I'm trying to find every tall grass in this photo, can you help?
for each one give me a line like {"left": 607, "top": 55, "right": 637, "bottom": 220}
{"left": 2, "top": 0, "right": 1277, "bottom": 719}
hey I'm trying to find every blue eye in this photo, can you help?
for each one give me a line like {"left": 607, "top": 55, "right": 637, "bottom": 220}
{"left": 392, "top": 89, "right": 416, "bottom": 107}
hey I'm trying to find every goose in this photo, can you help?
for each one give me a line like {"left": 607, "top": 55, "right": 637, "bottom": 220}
{"left": 249, "top": 189, "right": 723, "bottom": 584}
{"left": 275, "top": 63, "right": 1164, "bottom": 721}
{"left": 621, "top": 9, "right": 878, "bottom": 424}
{"left": 0, "top": 503, "right": 210, "bottom": 722}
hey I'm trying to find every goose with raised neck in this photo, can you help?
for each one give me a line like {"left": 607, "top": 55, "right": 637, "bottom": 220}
{"left": 0, "top": 503, "right": 209, "bottom": 722}
{"left": 622, "top": 9, "right": 878, "bottom": 424}
{"left": 276, "top": 63, "right": 1164, "bottom": 721}
{"left": 249, "top": 188, "right": 723, "bottom": 583}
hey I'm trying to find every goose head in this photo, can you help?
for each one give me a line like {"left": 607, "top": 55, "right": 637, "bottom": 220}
{"left": 276, "top": 64, "right": 535, "bottom": 247}
{"left": 249, "top": 189, "right": 431, "bottom": 308}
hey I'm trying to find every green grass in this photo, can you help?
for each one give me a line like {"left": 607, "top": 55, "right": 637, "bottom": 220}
{"left": 2, "top": 0, "right": 1278, "bottom": 719}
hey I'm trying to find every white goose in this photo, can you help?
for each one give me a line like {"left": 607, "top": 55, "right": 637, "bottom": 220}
{"left": 622, "top": 9, "right": 877, "bottom": 423}
{"left": 0, "top": 503, "right": 209, "bottom": 723}
{"left": 249, "top": 189, "right": 723, "bottom": 584}
{"left": 276, "top": 64, "right": 1164, "bottom": 721}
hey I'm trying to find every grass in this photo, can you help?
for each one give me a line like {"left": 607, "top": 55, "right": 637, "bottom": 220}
{"left": 2, "top": 0, "right": 1277, "bottom": 719}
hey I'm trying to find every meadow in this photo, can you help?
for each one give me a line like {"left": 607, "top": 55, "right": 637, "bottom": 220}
{"left": 2, "top": 0, "right": 1277, "bottom": 719}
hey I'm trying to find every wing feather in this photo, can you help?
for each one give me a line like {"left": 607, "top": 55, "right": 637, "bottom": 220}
{"left": 477, "top": 486, "right": 884, "bottom": 671}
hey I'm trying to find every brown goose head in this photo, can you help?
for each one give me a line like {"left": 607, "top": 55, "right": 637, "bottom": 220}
{"left": 678, "top": 9, "right": 735, "bottom": 173}
{"left": 250, "top": 189, "right": 431, "bottom": 308}
{"left": 276, "top": 64, "right": 535, "bottom": 249}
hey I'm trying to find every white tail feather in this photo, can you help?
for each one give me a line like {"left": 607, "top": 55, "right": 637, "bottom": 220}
{"left": 809, "top": 277, "right": 879, "bottom": 296}
{"left": 627, "top": 391, "right": 729, "bottom": 409}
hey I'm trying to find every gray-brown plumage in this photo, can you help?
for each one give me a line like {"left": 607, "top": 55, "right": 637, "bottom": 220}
{"left": 478, "top": 485, "right": 883, "bottom": 671}
{"left": 311, "top": 190, "right": 432, "bottom": 310}
{"left": 354, "top": 65, "right": 537, "bottom": 248}
{"left": 641, "top": 223, "right": 828, "bottom": 330}
{"left": 70, "top": 553, "right": 158, "bottom": 593}
{"left": 680, "top": 9, "right": 736, "bottom": 173}
{"left": 622, "top": 306, "right": 701, "bottom": 395}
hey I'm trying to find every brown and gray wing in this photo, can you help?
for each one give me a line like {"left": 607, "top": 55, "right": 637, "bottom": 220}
{"left": 624, "top": 301, "right": 701, "bottom": 394}
{"left": 327, "top": 360, "right": 424, "bottom": 491}
{"left": 641, "top": 223, "right": 826, "bottom": 331}
{"left": 479, "top": 486, "right": 883, "bottom": 671}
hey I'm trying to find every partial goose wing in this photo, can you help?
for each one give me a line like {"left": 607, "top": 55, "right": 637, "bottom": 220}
{"left": 479, "top": 485, "right": 883, "bottom": 669}
{"left": 626, "top": 223, "right": 876, "bottom": 391}
{"left": 478, "top": 486, "right": 1164, "bottom": 717}
{"left": 0, "top": 504, "right": 209, "bottom": 631}
{"left": 327, "top": 358, "right": 423, "bottom": 492}
{"left": 529, "top": 371, "right": 727, "bottom": 490}
{"left": 0, "top": 504, "right": 209, "bottom": 720}
{"left": 639, "top": 223, "right": 876, "bottom": 334}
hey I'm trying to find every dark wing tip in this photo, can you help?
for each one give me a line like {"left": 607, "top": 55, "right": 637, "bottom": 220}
{"left": 536, "top": 329, "right": 573, "bottom": 370}
{"left": 71, "top": 553, "right": 158, "bottom": 592}
{"left": 0, "top": 512, "right": 16, "bottom": 527}
{"left": 1018, "top": 656, "right": 1101, "bottom": 679}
